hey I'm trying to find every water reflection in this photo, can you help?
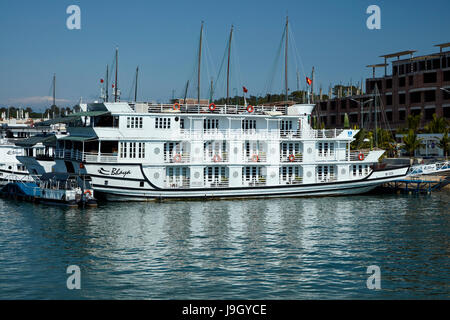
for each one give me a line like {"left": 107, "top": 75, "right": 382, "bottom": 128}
{"left": 0, "top": 192, "right": 449, "bottom": 299}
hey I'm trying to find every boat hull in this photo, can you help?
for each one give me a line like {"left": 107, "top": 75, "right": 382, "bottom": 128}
{"left": 81, "top": 162, "right": 409, "bottom": 201}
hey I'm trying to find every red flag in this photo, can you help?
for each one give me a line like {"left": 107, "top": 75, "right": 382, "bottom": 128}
{"left": 306, "top": 77, "right": 312, "bottom": 86}
{"left": 243, "top": 86, "right": 248, "bottom": 93}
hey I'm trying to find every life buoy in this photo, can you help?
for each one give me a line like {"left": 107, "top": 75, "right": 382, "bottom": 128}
{"left": 79, "top": 163, "right": 84, "bottom": 169}
{"left": 358, "top": 153, "right": 364, "bottom": 161}
{"left": 84, "top": 190, "right": 92, "bottom": 196}
{"left": 252, "top": 154, "right": 259, "bottom": 162}
{"left": 173, "top": 102, "right": 180, "bottom": 110}
{"left": 247, "top": 105, "right": 254, "bottom": 113}
{"left": 213, "top": 154, "right": 222, "bottom": 162}
{"left": 209, "top": 103, "right": 216, "bottom": 111}
{"left": 173, "top": 154, "right": 182, "bottom": 163}
{"left": 289, "top": 154, "right": 295, "bottom": 162}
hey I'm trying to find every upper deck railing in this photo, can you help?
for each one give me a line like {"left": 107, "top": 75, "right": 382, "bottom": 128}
{"left": 144, "top": 103, "right": 289, "bottom": 116}
{"left": 177, "top": 128, "right": 346, "bottom": 140}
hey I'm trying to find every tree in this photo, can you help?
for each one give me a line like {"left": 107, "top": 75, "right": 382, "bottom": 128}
{"left": 376, "top": 128, "right": 395, "bottom": 156}
{"left": 406, "top": 113, "right": 422, "bottom": 132}
{"left": 343, "top": 113, "right": 350, "bottom": 129}
{"left": 402, "top": 129, "right": 424, "bottom": 157}
{"left": 351, "top": 128, "right": 370, "bottom": 150}
{"left": 312, "top": 116, "right": 318, "bottom": 129}
{"left": 425, "top": 114, "right": 448, "bottom": 133}
{"left": 437, "top": 130, "right": 449, "bottom": 158}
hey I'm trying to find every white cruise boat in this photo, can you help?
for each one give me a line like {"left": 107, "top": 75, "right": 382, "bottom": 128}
{"left": 0, "top": 138, "right": 33, "bottom": 184}
{"left": 50, "top": 101, "right": 409, "bottom": 200}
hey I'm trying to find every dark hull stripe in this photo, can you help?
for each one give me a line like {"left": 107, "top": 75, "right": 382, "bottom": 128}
{"left": 91, "top": 170, "right": 408, "bottom": 192}
{"left": 94, "top": 184, "right": 377, "bottom": 199}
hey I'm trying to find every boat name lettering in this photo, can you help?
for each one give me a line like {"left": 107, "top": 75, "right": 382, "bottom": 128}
{"left": 98, "top": 167, "right": 131, "bottom": 178}
{"left": 7, "top": 151, "right": 22, "bottom": 155}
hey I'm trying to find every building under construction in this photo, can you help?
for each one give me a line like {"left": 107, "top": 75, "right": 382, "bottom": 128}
{"left": 315, "top": 43, "right": 450, "bottom": 130}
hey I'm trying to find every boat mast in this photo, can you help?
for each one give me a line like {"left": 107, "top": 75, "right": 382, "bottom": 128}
{"left": 105, "top": 65, "right": 109, "bottom": 102}
{"left": 374, "top": 83, "right": 378, "bottom": 148}
{"left": 183, "top": 80, "right": 189, "bottom": 104}
{"left": 198, "top": 22, "right": 204, "bottom": 106}
{"left": 226, "top": 25, "right": 233, "bottom": 105}
{"left": 210, "top": 78, "right": 213, "bottom": 102}
{"left": 311, "top": 66, "right": 315, "bottom": 103}
{"left": 52, "top": 73, "right": 56, "bottom": 108}
{"left": 114, "top": 47, "right": 118, "bottom": 102}
{"left": 285, "top": 16, "right": 289, "bottom": 103}
{"left": 134, "top": 66, "right": 139, "bottom": 102}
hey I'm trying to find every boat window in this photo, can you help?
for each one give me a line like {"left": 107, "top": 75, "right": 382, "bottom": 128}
{"left": 155, "top": 117, "right": 171, "bottom": 129}
{"left": 126, "top": 116, "right": 143, "bottom": 129}
{"left": 242, "top": 119, "right": 256, "bottom": 131}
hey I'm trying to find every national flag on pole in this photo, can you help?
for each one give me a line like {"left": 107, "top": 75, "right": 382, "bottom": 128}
{"left": 243, "top": 86, "right": 248, "bottom": 93}
{"left": 306, "top": 77, "right": 312, "bottom": 86}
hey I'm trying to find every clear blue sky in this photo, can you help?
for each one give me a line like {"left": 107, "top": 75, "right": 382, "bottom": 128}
{"left": 0, "top": 0, "right": 449, "bottom": 110}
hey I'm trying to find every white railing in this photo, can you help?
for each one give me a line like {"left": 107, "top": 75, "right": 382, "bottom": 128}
{"left": 178, "top": 129, "right": 281, "bottom": 141}
{"left": 316, "top": 152, "right": 337, "bottom": 161}
{"left": 243, "top": 153, "right": 267, "bottom": 163}
{"left": 55, "top": 149, "right": 118, "bottom": 163}
{"left": 204, "top": 178, "right": 229, "bottom": 188}
{"left": 280, "top": 177, "right": 303, "bottom": 185}
{"left": 316, "top": 129, "right": 344, "bottom": 139}
{"left": 165, "top": 178, "right": 190, "bottom": 188}
{"left": 164, "top": 153, "right": 191, "bottom": 163}
{"left": 316, "top": 175, "right": 337, "bottom": 183}
{"left": 176, "top": 128, "right": 346, "bottom": 141}
{"left": 203, "top": 152, "right": 229, "bottom": 163}
{"left": 408, "top": 161, "right": 450, "bottom": 176}
{"left": 147, "top": 103, "right": 289, "bottom": 115}
{"left": 349, "top": 150, "right": 370, "bottom": 161}
{"left": 242, "top": 177, "right": 267, "bottom": 187}
{"left": 280, "top": 153, "right": 303, "bottom": 163}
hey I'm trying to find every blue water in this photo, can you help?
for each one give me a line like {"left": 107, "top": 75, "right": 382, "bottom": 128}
{"left": 0, "top": 192, "right": 449, "bottom": 299}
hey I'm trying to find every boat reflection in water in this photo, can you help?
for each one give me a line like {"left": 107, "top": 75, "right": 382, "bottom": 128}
{"left": 2, "top": 192, "right": 447, "bottom": 299}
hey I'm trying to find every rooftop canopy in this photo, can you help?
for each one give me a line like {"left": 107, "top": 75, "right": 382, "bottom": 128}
{"left": 58, "top": 135, "right": 97, "bottom": 142}
{"left": 366, "top": 64, "right": 388, "bottom": 68}
{"left": 15, "top": 135, "right": 57, "bottom": 147}
{"left": 434, "top": 42, "right": 450, "bottom": 49}
{"left": 35, "top": 111, "right": 110, "bottom": 126}
{"left": 380, "top": 50, "right": 417, "bottom": 59}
